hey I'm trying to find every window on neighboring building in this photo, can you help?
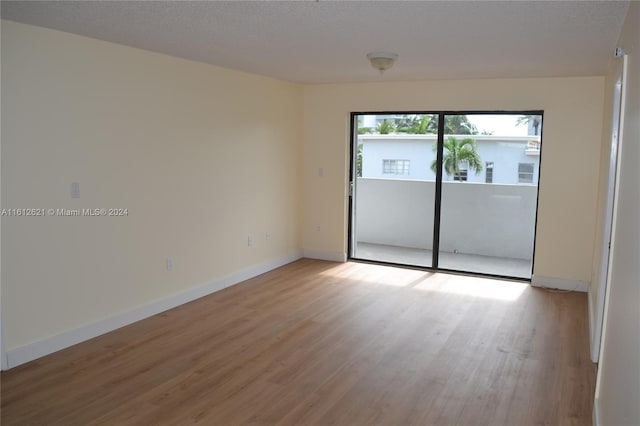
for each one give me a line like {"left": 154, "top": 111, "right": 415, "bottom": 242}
{"left": 382, "top": 159, "right": 410, "bottom": 175}
{"left": 452, "top": 161, "right": 468, "bottom": 181}
{"left": 453, "top": 170, "right": 468, "bottom": 181}
{"left": 485, "top": 162, "right": 494, "bottom": 183}
{"left": 518, "top": 163, "right": 534, "bottom": 183}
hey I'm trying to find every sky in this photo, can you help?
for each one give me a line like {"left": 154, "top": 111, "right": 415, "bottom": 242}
{"left": 467, "top": 114, "right": 530, "bottom": 137}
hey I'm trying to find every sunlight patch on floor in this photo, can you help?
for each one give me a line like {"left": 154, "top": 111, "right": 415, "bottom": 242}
{"left": 414, "top": 274, "right": 528, "bottom": 301}
{"left": 319, "top": 262, "right": 431, "bottom": 287}
{"left": 320, "top": 262, "right": 527, "bottom": 300}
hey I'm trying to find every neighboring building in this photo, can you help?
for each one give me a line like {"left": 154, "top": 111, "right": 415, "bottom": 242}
{"left": 358, "top": 134, "right": 541, "bottom": 185}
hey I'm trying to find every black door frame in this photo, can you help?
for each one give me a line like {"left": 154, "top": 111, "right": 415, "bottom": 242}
{"left": 347, "top": 110, "right": 544, "bottom": 281}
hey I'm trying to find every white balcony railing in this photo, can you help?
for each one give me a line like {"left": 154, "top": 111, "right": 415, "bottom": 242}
{"left": 354, "top": 178, "right": 537, "bottom": 260}
{"left": 525, "top": 140, "right": 541, "bottom": 156}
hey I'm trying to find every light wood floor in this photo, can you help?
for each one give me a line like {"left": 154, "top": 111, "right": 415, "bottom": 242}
{"left": 1, "top": 259, "right": 596, "bottom": 425}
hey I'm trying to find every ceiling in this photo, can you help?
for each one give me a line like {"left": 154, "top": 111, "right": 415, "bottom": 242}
{"left": 1, "top": 1, "right": 630, "bottom": 84}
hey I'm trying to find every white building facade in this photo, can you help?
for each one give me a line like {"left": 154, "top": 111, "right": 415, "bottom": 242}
{"left": 359, "top": 134, "right": 541, "bottom": 185}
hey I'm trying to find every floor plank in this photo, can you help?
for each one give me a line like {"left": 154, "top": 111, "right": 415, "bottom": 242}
{"left": 1, "top": 259, "right": 596, "bottom": 425}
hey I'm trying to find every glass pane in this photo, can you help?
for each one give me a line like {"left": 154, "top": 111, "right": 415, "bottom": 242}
{"left": 352, "top": 113, "right": 438, "bottom": 267}
{"left": 438, "top": 114, "right": 541, "bottom": 278}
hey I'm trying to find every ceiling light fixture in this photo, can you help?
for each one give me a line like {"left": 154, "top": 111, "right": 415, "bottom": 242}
{"left": 367, "top": 52, "right": 398, "bottom": 74}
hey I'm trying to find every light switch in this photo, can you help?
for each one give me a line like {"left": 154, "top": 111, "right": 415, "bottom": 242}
{"left": 71, "top": 182, "right": 80, "bottom": 198}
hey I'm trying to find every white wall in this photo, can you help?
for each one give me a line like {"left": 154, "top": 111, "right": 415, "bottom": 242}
{"left": 303, "top": 77, "right": 604, "bottom": 284}
{"left": 594, "top": 2, "right": 640, "bottom": 425}
{"left": 355, "top": 178, "right": 536, "bottom": 259}
{"left": 361, "top": 136, "right": 435, "bottom": 180}
{"left": 1, "top": 21, "right": 303, "bottom": 365}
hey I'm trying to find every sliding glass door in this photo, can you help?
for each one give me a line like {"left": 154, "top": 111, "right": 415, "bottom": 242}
{"left": 350, "top": 114, "right": 438, "bottom": 267}
{"left": 437, "top": 114, "right": 540, "bottom": 278}
{"left": 349, "top": 111, "right": 542, "bottom": 279}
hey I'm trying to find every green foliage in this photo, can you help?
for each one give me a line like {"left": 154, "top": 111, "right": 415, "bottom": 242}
{"left": 516, "top": 115, "right": 542, "bottom": 136}
{"left": 444, "top": 115, "right": 479, "bottom": 135}
{"left": 361, "top": 114, "right": 480, "bottom": 136}
{"left": 394, "top": 115, "right": 434, "bottom": 134}
{"left": 356, "top": 144, "right": 363, "bottom": 177}
{"left": 430, "top": 137, "right": 483, "bottom": 181}
{"left": 424, "top": 115, "right": 479, "bottom": 135}
{"left": 377, "top": 119, "right": 396, "bottom": 134}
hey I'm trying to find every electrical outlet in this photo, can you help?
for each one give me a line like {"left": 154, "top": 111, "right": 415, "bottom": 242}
{"left": 248, "top": 236, "right": 253, "bottom": 246}
{"left": 166, "top": 257, "right": 173, "bottom": 271}
{"left": 316, "top": 224, "right": 321, "bottom": 232}
{"left": 265, "top": 232, "right": 271, "bottom": 241}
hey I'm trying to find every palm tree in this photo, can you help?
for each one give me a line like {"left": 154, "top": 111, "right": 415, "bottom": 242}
{"left": 376, "top": 119, "right": 396, "bottom": 134}
{"left": 427, "top": 115, "right": 479, "bottom": 135}
{"left": 357, "top": 117, "right": 372, "bottom": 134}
{"left": 430, "top": 137, "right": 482, "bottom": 181}
{"left": 410, "top": 115, "right": 432, "bottom": 134}
{"left": 515, "top": 115, "right": 542, "bottom": 136}
{"left": 394, "top": 115, "right": 433, "bottom": 134}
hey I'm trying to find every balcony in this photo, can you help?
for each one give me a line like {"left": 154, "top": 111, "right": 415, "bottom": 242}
{"left": 525, "top": 140, "right": 541, "bottom": 156}
{"left": 352, "top": 178, "right": 536, "bottom": 278}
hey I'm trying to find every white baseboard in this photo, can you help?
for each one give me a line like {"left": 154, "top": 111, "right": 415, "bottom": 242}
{"left": 303, "top": 249, "right": 347, "bottom": 263}
{"left": 531, "top": 275, "right": 588, "bottom": 292}
{"left": 593, "top": 396, "right": 601, "bottom": 426}
{"left": 1, "top": 319, "right": 6, "bottom": 371}
{"left": 5, "top": 251, "right": 303, "bottom": 369}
